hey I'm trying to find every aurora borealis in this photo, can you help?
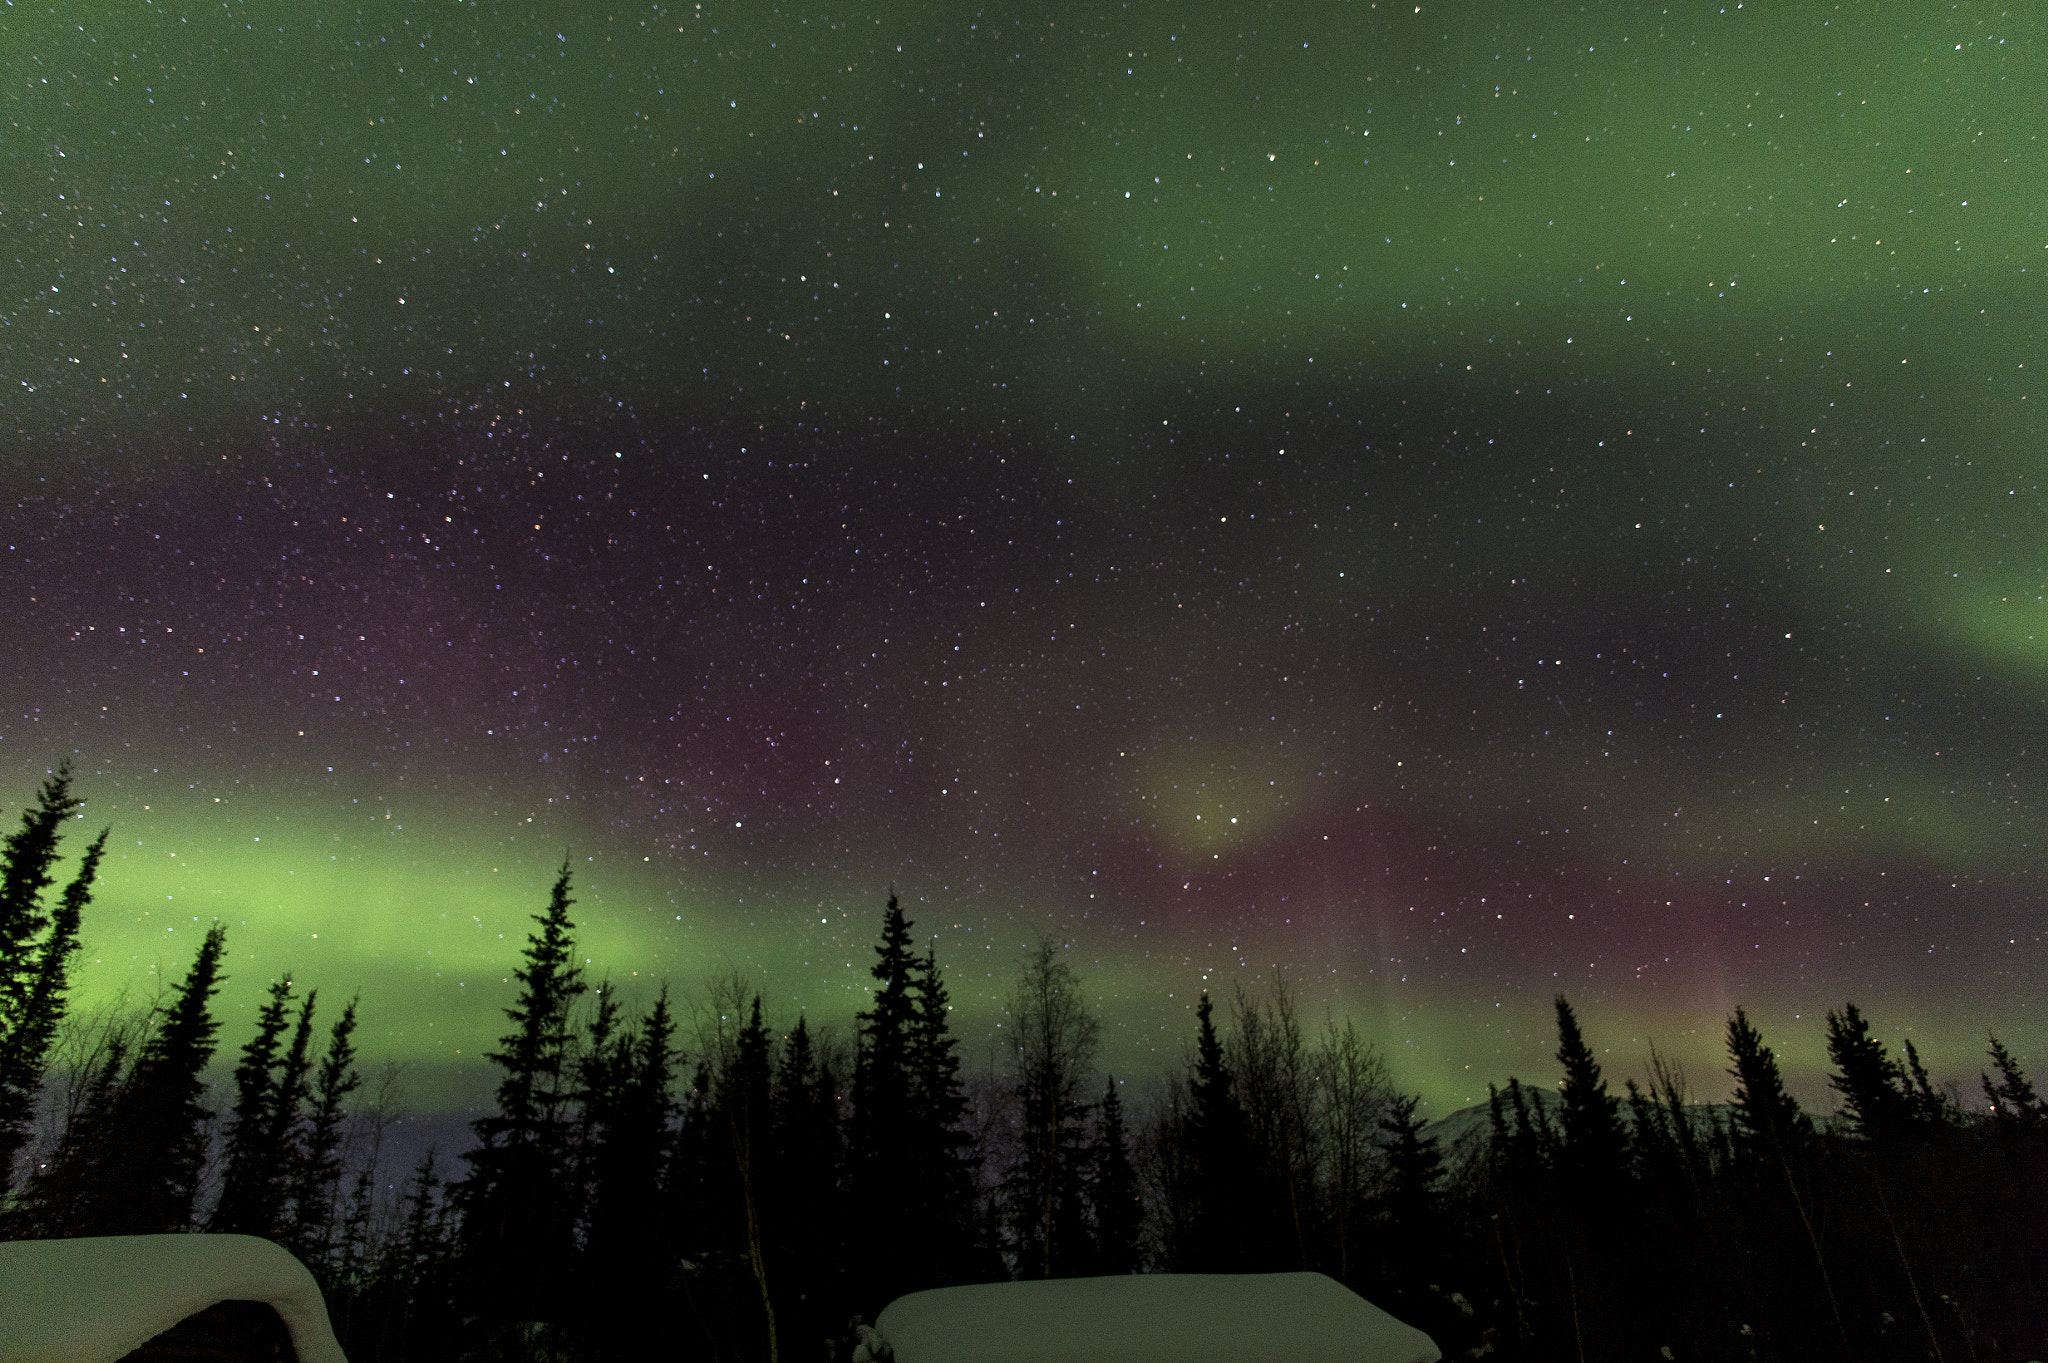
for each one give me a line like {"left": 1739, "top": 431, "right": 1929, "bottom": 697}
{"left": 3, "top": 0, "right": 2040, "bottom": 1117}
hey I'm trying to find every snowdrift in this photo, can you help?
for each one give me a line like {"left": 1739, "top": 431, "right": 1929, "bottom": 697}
{"left": 873, "top": 1271, "right": 1442, "bottom": 1363}
{"left": 0, "top": 1233, "right": 347, "bottom": 1363}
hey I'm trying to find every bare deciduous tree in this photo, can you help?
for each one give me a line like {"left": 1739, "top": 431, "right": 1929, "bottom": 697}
{"left": 1314, "top": 1013, "right": 1392, "bottom": 1283}
{"left": 1007, "top": 938, "right": 1098, "bottom": 1278}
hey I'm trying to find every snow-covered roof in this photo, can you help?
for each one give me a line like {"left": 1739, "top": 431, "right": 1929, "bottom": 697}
{"left": 0, "top": 1234, "right": 348, "bottom": 1363}
{"left": 874, "top": 1271, "right": 1441, "bottom": 1363}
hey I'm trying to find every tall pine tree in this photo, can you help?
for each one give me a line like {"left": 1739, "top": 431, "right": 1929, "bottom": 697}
{"left": 723, "top": 995, "right": 781, "bottom": 1363}
{"left": 1086, "top": 1078, "right": 1142, "bottom": 1275}
{"left": 59, "top": 925, "right": 230, "bottom": 1235}
{"left": 1901, "top": 1038, "right": 1955, "bottom": 1127}
{"left": 772, "top": 1012, "right": 846, "bottom": 1355}
{"left": 1380, "top": 1092, "right": 1446, "bottom": 1236}
{"left": 581, "top": 987, "right": 679, "bottom": 1361}
{"left": 852, "top": 893, "right": 918, "bottom": 1166}
{"left": 0, "top": 765, "right": 107, "bottom": 1197}
{"left": 1726, "top": 1007, "right": 1809, "bottom": 1164}
{"left": 848, "top": 895, "right": 987, "bottom": 1311}
{"left": 0, "top": 766, "right": 81, "bottom": 1034}
{"left": 213, "top": 976, "right": 298, "bottom": 1234}
{"left": 1552, "top": 994, "right": 1627, "bottom": 1195}
{"left": 911, "top": 942, "right": 995, "bottom": 1288}
{"left": 287, "top": 995, "right": 362, "bottom": 1263}
{"left": 1726, "top": 1007, "right": 1845, "bottom": 1352}
{"left": 456, "top": 857, "right": 588, "bottom": 1329}
{"left": 1178, "top": 992, "right": 1258, "bottom": 1272}
{"left": 1824, "top": 1003, "right": 1914, "bottom": 1142}
{"left": 848, "top": 893, "right": 922, "bottom": 1309}
{"left": 1982, "top": 1034, "right": 2045, "bottom": 1122}
{"left": 1548, "top": 996, "right": 1634, "bottom": 1360}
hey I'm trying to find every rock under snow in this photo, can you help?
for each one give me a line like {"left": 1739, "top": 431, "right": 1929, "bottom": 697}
{"left": 0, "top": 1233, "right": 347, "bottom": 1363}
{"left": 874, "top": 1271, "right": 1441, "bottom": 1363}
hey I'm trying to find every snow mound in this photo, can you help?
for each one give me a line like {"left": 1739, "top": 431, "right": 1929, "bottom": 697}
{"left": 874, "top": 1271, "right": 1441, "bottom": 1363}
{"left": 0, "top": 1233, "right": 347, "bottom": 1363}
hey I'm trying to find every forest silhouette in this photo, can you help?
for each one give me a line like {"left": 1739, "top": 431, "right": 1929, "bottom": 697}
{"left": 2, "top": 767, "right": 2042, "bottom": 1362}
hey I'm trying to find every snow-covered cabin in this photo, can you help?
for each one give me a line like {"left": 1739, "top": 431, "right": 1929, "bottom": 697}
{"left": 870, "top": 1271, "right": 1441, "bottom": 1363}
{"left": 0, "top": 1234, "right": 348, "bottom": 1363}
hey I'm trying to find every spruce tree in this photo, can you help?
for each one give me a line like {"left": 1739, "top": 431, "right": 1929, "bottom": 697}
{"left": 1726, "top": 1007, "right": 1808, "bottom": 1162}
{"left": 849, "top": 893, "right": 923, "bottom": 1306}
{"left": 773, "top": 1012, "right": 846, "bottom": 1354}
{"left": 397, "top": 1148, "right": 447, "bottom": 1292}
{"left": 575, "top": 979, "right": 630, "bottom": 1193}
{"left": 379, "top": 1147, "right": 459, "bottom": 1360}
{"left": 1900, "top": 1038, "right": 1954, "bottom": 1127}
{"left": 1377, "top": 1091, "right": 1449, "bottom": 1312}
{"left": 1981, "top": 1034, "right": 2044, "bottom": 1121}
{"left": 582, "top": 987, "right": 679, "bottom": 1361}
{"left": 852, "top": 893, "right": 919, "bottom": 1172}
{"left": 0, "top": 765, "right": 106, "bottom": 1198}
{"left": 213, "top": 976, "right": 299, "bottom": 1234}
{"left": 1181, "top": 992, "right": 1257, "bottom": 1271}
{"left": 1624, "top": 1078, "right": 1679, "bottom": 1189}
{"left": 0, "top": 829, "right": 105, "bottom": 1197}
{"left": 1549, "top": 996, "right": 1633, "bottom": 1362}
{"left": 773, "top": 1013, "right": 837, "bottom": 1186}
{"left": 1087, "top": 1078, "right": 1142, "bottom": 1275}
{"left": 1487, "top": 1081, "right": 1511, "bottom": 1157}
{"left": 1726, "top": 1007, "right": 1845, "bottom": 1351}
{"left": 1824, "top": 1003, "right": 1914, "bottom": 1141}
{"left": 288, "top": 995, "right": 362, "bottom": 1262}
{"left": 725, "top": 995, "right": 780, "bottom": 1363}
{"left": 1380, "top": 1092, "right": 1446, "bottom": 1231}
{"left": 79, "top": 924, "right": 229, "bottom": 1234}
{"left": 0, "top": 765, "right": 81, "bottom": 1030}
{"left": 915, "top": 945, "right": 984, "bottom": 1282}
{"left": 456, "top": 857, "right": 588, "bottom": 1328}
{"left": 1492, "top": 1075, "right": 1552, "bottom": 1179}
{"left": 910, "top": 944, "right": 973, "bottom": 1165}
{"left": 1552, "top": 995, "right": 1627, "bottom": 1192}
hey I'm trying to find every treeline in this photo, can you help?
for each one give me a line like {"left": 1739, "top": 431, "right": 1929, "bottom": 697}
{"left": 1438, "top": 999, "right": 2048, "bottom": 1361}
{"left": 2, "top": 767, "right": 2045, "bottom": 1362}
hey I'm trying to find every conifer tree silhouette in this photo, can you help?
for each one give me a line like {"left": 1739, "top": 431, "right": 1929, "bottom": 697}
{"left": 726, "top": 994, "right": 780, "bottom": 1363}
{"left": 1900, "top": 1038, "right": 1954, "bottom": 1127}
{"left": 1087, "top": 1078, "right": 1142, "bottom": 1275}
{"left": 1381, "top": 1092, "right": 1446, "bottom": 1232}
{"left": 1981, "top": 1033, "right": 2044, "bottom": 1122}
{"left": 1180, "top": 991, "right": 1257, "bottom": 1271}
{"left": 0, "top": 764, "right": 106, "bottom": 1197}
{"left": 1824, "top": 1003, "right": 1914, "bottom": 1142}
{"left": 288, "top": 995, "right": 361, "bottom": 1262}
{"left": 455, "top": 857, "right": 587, "bottom": 1329}
{"left": 580, "top": 986, "right": 679, "bottom": 1360}
{"left": 910, "top": 943, "right": 973, "bottom": 1187}
{"left": 1726, "top": 1007, "right": 1808, "bottom": 1163}
{"left": 214, "top": 976, "right": 299, "bottom": 1235}
{"left": 69, "top": 924, "right": 229, "bottom": 1234}
{"left": 771, "top": 1010, "right": 845, "bottom": 1355}
{"left": 1726, "top": 1006, "right": 1846, "bottom": 1353}
{"left": 849, "top": 893, "right": 920, "bottom": 1306}
{"left": 1552, "top": 995, "right": 1626, "bottom": 1194}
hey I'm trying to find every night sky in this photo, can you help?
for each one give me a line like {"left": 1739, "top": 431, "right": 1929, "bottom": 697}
{"left": 4, "top": 0, "right": 2041, "bottom": 1117}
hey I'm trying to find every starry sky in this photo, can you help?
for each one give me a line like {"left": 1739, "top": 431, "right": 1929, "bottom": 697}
{"left": 3, "top": 0, "right": 2041, "bottom": 1117}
